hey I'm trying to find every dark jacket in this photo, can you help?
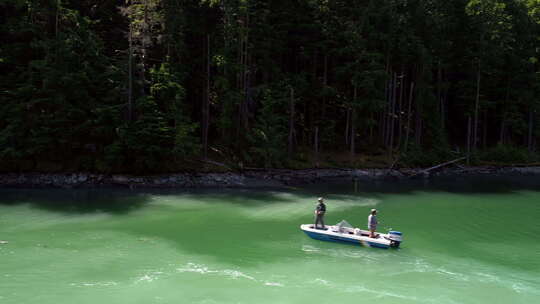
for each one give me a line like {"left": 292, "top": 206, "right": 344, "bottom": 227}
{"left": 316, "top": 202, "right": 326, "bottom": 213}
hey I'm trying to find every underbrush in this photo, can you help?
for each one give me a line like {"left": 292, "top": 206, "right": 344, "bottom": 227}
{"left": 478, "top": 144, "right": 538, "bottom": 164}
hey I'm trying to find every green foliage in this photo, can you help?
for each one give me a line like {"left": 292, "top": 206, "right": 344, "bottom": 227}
{"left": 1, "top": 0, "right": 540, "bottom": 172}
{"left": 150, "top": 62, "right": 200, "bottom": 156}
{"left": 102, "top": 61, "right": 200, "bottom": 172}
{"left": 479, "top": 144, "right": 538, "bottom": 163}
{"left": 401, "top": 142, "right": 458, "bottom": 167}
{"left": 1, "top": 3, "right": 122, "bottom": 166}
{"left": 246, "top": 83, "right": 289, "bottom": 168}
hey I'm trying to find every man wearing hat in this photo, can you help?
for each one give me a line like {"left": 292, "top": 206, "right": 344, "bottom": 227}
{"left": 314, "top": 197, "right": 326, "bottom": 229}
{"left": 368, "top": 209, "right": 378, "bottom": 238}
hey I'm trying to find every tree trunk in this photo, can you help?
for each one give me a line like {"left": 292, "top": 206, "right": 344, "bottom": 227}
{"left": 369, "top": 112, "right": 374, "bottom": 143}
{"left": 442, "top": 72, "right": 449, "bottom": 131}
{"left": 350, "top": 86, "right": 357, "bottom": 161}
{"left": 236, "top": 10, "right": 249, "bottom": 142}
{"left": 243, "top": 12, "right": 250, "bottom": 130}
{"left": 467, "top": 116, "right": 472, "bottom": 165}
{"left": 382, "top": 62, "right": 390, "bottom": 145}
{"left": 321, "top": 54, "right": 328, "bottom": 151}
{"left": 415, "top": 66, "right": 425, "bottom": 147}
{"left": 500, "top": 80, "right": 511, "bottom": 145}
{"left": 54, "top": 0, "right": 61, "bottom": 62}
{"left": 308, "top": 51, "right": 317, "bottom": 149}
{"left": 55, "top": 0, "right": 60, "bottom": 39}
{"left": 128, "top": 22, "right": 133, "bottom": 122}
{"left": 139, "top": 0, "right": 148, "bottom": 97}
{"left": 345, "top": 108, "right": 350, "bottom": 146}
{"left": 397, "top": 71, "right": 404, "bottom": 150}
{"left": 404, "top": 81, "right": 414, "bottom": 152}
{"left": 288, "top": 87, "right": 295, "bottom": 159}
{"left": 473, "top": 62, "right": 481, "bottom": 151}
{"left": 383, "top": 69, "right": 390, "bottom": 147}
{"left": 499, "top": 117, "right": 505, "bottom": 145}
{"left": 202, "top": 34, "right": 210, "bottom": 159}
{"left": 528, "top": 109, "right": 534, "bottom": 152}
{"left": 388, "top": 72, "right": 397, "bottom": 156}
{"left": 314, "top": 126, "right": 319, "bottom": 168}
{"left": 415, "top": 107, "right": 422, "bottom": 146}
{"left": 482, "top": 111, "right": 487, "bottom": 149}
{"left": 437, "top": 60, "right": 443, "bottom": 128}
{"left": 350, "top": 108, "right": 356, "bottom": 161}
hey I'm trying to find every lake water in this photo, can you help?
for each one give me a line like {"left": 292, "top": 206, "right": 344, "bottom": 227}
{"left": 1, "top": 176, "right": 539, "bottom": 304}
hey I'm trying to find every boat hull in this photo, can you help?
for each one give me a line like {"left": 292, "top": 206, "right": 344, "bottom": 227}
{"left": 301, "top": 224, "right": 399, "bottom": 249}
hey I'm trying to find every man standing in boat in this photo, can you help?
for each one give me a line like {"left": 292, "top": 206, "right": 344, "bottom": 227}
{"left": 314, "top": 197, "right": 326, "bottom": 229}
{"left": 368, "top": 209, "right": 378, "bottom": 238}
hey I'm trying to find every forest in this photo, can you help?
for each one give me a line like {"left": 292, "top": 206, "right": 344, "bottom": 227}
{"left": 1, "top": 0, "right": 540, "bottom": 173}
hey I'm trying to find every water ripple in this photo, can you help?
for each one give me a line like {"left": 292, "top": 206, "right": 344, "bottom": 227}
{"left": 69, "top": 281, "right": 118, "bottom": 288}
{"left": 134, "top": 271, "right": 164, "bottom": 284}
{"left": 176, "top": 262, "right": 286, "bottom": 287}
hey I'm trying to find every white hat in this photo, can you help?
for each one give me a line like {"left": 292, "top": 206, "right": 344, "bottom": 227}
{"left": 371, "top": 208, "right": 377, "bottom": 213}
{"left": 318, "top": 197, "right": 324, "bottom": 202}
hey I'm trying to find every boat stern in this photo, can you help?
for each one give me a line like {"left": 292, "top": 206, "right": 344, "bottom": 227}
{"left": 387, "top": 231, "right": 403, "bottom": 248}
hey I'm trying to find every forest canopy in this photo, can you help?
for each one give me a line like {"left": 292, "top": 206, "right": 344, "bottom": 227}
{"left": 1, "top": 0, "right": 539, "bottom": 173}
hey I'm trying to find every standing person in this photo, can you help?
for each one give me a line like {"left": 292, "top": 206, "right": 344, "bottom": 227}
{"left": 314, "top": 197, "right": 326, "bottom": 229}
{"left": 368, "top": 209, "right": 378, "bottom": 238}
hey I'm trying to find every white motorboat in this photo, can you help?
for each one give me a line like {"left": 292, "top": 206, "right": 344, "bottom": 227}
{"left": 300, "top": 220, "right": 403, "bottom": 249}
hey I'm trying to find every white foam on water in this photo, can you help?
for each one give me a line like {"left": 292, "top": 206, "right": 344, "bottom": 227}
{"left": 69, "top": 281, "right": 118, "bottom": 288}
{"left": 313, "top": 278, "right": 331, "bottom": 286}
{"left": 175, "top": 262, "right": 291, "bottom": 289}
{"left": 396, "top": 257, "right": 432, "bottom": 274}
{"left": 388, "top": 255, "right": 540, "bottom": 298}
{"left": 177, "top": 263, "right": 218, "bottom": 274}
{"left": 136, "top": 274, "right": 154, "bottom": 282}
{"left": 176, "top": 262, "right": 255, "bottom": 281}
{"left": 222, "top": 269, "right": 255, "bottom": 280}
{"left": 301, "top": 245, "right": 320, "bottom": 252}
{"left": 473, "top": 271, "right": 539, "bottom": 295}
{"left": 383, "top": 257, "right": 447, "bottom": 278}
{"left": 339, "top": 248, "right": 390, "bottom": 260}
{"left": 474, "top": 271, "right": 500, "bottom": 283}
{"left": 343, "top": 284, "right": 420, "bottom": 301}
{"left": 134, "top": 271, "right": 164, "bottom": 284}
{"left": 436, "top": 267, "right": 470, "bottom": 282}
{"left": 512, "top": 283, "right": 527, "bottom": 293}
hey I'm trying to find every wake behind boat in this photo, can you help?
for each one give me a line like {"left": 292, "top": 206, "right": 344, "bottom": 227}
{"left": 300, "top": 220, "right": 403, "bottom": 249}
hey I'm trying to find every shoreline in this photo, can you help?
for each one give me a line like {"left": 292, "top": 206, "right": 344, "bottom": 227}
{"left": 1, "top": 166, "right": 540, "bottom": 188}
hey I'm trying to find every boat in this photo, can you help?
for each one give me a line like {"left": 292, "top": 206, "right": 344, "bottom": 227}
{"left": 300, "top": 220, "right": 403, "bottom": 249}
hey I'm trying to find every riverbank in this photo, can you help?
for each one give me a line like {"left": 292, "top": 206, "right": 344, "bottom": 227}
{"left": 1, "top": 166, "right": 540, "bottom": 188}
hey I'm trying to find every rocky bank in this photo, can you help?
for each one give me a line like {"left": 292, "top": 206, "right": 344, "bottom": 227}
{"left": 1, "top": 166, "right": 540, "bottom": 188}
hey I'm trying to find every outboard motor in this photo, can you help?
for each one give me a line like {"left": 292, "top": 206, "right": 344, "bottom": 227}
{"left": 388, "top": 231, "right": 403, "bottom": 248}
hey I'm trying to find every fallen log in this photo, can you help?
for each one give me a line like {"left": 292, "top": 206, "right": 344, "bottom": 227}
{"left": 193, "top": 158, "right": 233, "bottom": 170}
{"left": 408, "top": 156, "right": 467, "bottom": 178}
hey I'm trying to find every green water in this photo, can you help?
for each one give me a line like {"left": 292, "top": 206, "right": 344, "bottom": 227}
{"left": 1, "top": 177, "right": 539, "bottom": 304}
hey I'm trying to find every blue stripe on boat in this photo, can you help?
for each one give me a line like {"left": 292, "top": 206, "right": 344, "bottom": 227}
{"left": 303, "top": 230, "right": 389, "bottom": 249}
